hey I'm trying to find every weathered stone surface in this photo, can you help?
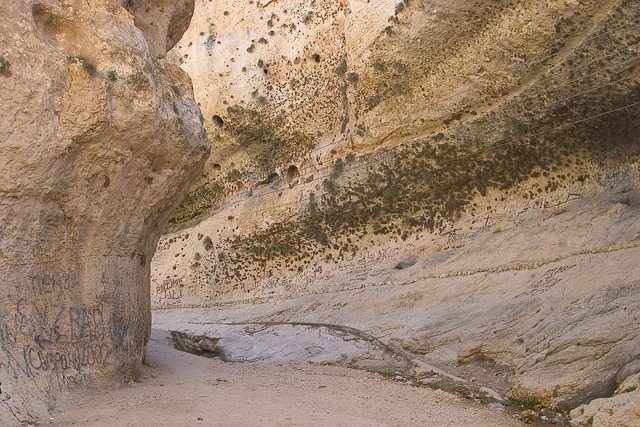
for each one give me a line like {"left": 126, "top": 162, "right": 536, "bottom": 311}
{"left": 154, "top": 0, "right": 639, "bottom": 420}
{"left": 570, "top": 373, "right": 640, "bottom": 427}
{"left": 518, "top": 409, "right": 539, "bottom": 424}
{"left": 122, "top": 0, "right": 196, "bottom": 58}
{"left": 0, "top": 0, "right": 208, "bottom": 424}
{"left": 154, "top": 185, "right": 640, "bottom": 407}
{"left": 167, "top": 0, "right": 639, "bottom": 231}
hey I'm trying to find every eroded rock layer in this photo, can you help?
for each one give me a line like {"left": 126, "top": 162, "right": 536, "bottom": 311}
{"left": 0, "top": 1, "right": 208, "bottom": 424}
{"left": 168, "top": 0, "right": 639, "bottom": 231}
{"left": 153, "top": 0, "right": 639, "bottom": 422}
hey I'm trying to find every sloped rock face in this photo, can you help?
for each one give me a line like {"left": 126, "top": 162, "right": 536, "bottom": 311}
{"left": 167, "top": 0, "right": 640, "bottom": 231}
{"left": 155, "top": 185, "right": 640, "bottom": 410}
{"left": 570, "top": 373, "right": 640, "bottom": 426}
{"left": 0, "top": 0, "right": 208, "bottom": 424}
{"left": 162, "top": 0, "right": 640, "bottom": 328}
{"left": 152, "top": 0, "right": 640, "bottom": 418}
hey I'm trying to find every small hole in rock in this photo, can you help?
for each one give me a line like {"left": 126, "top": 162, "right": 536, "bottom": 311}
{"left": 212, "top": 115, "right": 224, "bottom": 127}
{"left": 286, "top": 165, "right": 299, "bottom": 180}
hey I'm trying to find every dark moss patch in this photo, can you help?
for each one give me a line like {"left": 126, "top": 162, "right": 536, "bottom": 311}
{"left": 223, "top": 106, "right": 315, "bottom": 171}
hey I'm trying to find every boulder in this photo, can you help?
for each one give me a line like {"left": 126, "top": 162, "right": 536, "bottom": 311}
{"left": 570, "top": 373, "right": 640, "bottom": 427}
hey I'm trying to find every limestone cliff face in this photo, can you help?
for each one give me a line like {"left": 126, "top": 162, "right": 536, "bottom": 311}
{"left": 153, "top": 0, "right": 640, "bottom": 419}
{"left": 0, "top": 0, "right": 208, "bottom": 424}
{"left": 164, "top": 0, "right": 639, "bottom": 309}
{"left": 168, "top": 0, "right": 639, "bottom": 230}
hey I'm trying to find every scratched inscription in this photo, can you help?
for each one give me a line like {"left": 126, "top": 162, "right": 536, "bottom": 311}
{"left": 0, "top": 274, "right": 122, "bottom": 391}
{"left": 155, "top": 278, "right": 183, "bottom": 304}
{"left": 515, "top": 264, "right": 577, "bottom": 299}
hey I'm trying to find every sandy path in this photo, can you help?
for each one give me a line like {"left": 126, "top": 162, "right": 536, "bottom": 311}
{"left": 49, "top": 329, "right": 525, "bottom": 427}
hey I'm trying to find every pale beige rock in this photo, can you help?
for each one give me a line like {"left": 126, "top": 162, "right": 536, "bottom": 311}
{"left": 167, "top": 0, "right": 628, "bottom": 228}
{"left": 153, "top": 0, "right": 639, "bottom": 421}
{"left": 617, "top": 359, "right": 640, "bottom": 384}
{"left": 570, "top": 373, "right": 640, "bottom": 427}
{"left": 0, "top": 0, "right": 208, "bottom": 425}
{"left": 122, "top": 0, "right": 196, "bottom": 58}
{"left": 153, "top": 185, "right": 640, "bottom": 413}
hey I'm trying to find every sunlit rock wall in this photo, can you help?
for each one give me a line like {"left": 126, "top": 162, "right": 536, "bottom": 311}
{"left": 162, "top": 0, "right": 639, "bottom": 300}
{"left": 153, "top": 0, "right": 639, "bottom": 417}
{"left": 0, "top": 0, "right": 209, "bottom": 424}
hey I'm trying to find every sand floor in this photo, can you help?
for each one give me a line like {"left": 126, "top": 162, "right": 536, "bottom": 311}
{"left": 49, "top": 328, "right": 526, "bottom": 427}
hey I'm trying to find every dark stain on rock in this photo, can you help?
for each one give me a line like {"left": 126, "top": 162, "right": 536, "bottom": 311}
{"left": 0, "top": 56, "right": 11, "bottom": 77}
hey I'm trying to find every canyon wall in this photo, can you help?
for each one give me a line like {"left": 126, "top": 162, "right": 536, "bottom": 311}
{"left": 153, "top": 0, "right": 640, "bottom": 423}
{"left": 167, "top": 0, "right": 639, "bottom": 232}
{"left": 0, "top": 0, "right": 208, "bottom": 424}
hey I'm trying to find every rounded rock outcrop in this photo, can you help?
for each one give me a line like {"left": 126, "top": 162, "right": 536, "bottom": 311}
{"left": 0, "top": 0, "right": 208, "bottom": 424}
